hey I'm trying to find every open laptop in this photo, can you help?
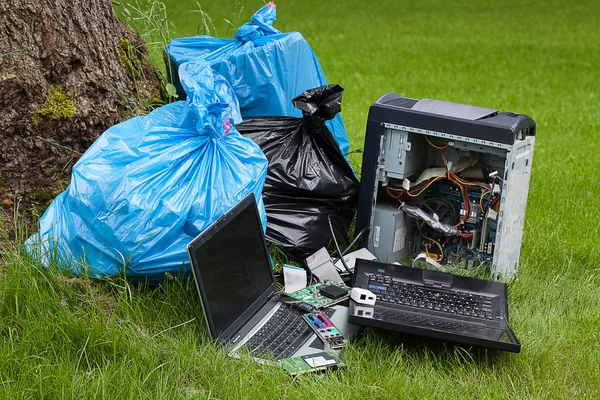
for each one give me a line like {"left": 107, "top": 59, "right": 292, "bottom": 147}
{"left": 187, "top": 193, "right": 355, "bottom": 363}
{"left": 349, "top": 259, "right": 521, "bottom": 352}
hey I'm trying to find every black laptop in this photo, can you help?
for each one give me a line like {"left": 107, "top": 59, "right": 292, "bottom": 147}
{"left": 186, "top": 193, "right": 355, "bottom": 362}
{"left": 349, "top": 259, "right": 521, "bottom": 352}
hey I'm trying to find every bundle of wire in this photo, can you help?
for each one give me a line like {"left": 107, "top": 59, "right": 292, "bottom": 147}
{"left": 385, "top": 138, "right": 495, "bottom": 260}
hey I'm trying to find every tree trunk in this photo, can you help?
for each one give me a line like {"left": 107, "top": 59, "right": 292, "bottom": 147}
{"left": 0, "top": 0, "right": 161, "bottom": 230}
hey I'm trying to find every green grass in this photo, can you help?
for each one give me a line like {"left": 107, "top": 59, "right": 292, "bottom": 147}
{"left": 1, "top": 0, "right": 599, "bottom": 398}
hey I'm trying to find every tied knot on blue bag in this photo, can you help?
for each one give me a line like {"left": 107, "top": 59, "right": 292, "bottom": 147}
{"left": 235, "top": 2, "right": 280, "bottom": 43}
{"left": 178, "top": 62, "right": 243, "bottom": 139}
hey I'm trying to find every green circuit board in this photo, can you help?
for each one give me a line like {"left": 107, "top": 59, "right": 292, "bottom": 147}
{"left": 286, "top": 280, "right": 350, "bottom": 309}
{"left": 280, "top": 351, "right": 345, "bottom": 376}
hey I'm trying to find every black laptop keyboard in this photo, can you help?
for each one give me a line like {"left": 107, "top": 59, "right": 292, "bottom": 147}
{"left": 372, "top": 308, "right": 493, "bottom": 338}
{"left": 367, "top": 274, "right": 495, "bottom": 320}
{"left": 244, "top": 306, "right": 334, "bottom": 360}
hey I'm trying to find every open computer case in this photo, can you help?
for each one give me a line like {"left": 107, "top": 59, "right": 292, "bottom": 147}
{"left": 356, "top": 94, "right": 536, "bottom": 281}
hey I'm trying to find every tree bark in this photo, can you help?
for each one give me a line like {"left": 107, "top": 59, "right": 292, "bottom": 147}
{"left": 0, "top": 0, "right": 160, "bottom": 226}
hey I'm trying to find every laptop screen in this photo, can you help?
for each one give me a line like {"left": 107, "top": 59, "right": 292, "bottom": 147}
{"left": 189, "top": 196, "right": 274, "bottom": 338}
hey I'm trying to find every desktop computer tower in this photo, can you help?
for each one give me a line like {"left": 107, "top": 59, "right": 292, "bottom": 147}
{"left": 356, "top": 94, "right": 535, "bottom": 281}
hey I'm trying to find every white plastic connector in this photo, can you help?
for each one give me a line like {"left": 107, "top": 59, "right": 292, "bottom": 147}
{"left": 412, "top": 253, "right": 444, "bottom": 270}
{"left": 350, "top": 288, "right": 377, "bottom": 305}
{"left": 353, "top": 305, "right": 375, "bottom": 318}
{"left": 402, "top": 178, "right": 411, "bottom": 190}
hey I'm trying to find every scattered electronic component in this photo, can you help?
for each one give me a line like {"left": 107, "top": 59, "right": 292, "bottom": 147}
{"left": 276, "top": 296, "right": 317, "bottom": 313}
{"left": 303, "top": 312, "right": 348, "bottom": 349}
{"left": 319, "top": 284, "right": 348, "bottom": 300}
{"left": 285, "top": 281, "right": 350, "bottom": 309}
{"left": 305, "top": 247, "right": 343, "bottom": 283}
{"left": 280, "top": 351, "right": 345, "bottom": 376}
{"left": 350, "top": 288, "right": 377, "bottom": 305}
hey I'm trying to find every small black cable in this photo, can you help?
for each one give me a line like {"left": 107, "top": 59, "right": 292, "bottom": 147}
{"left": 306, "top": 263, "right": 318, "bottom": 285}
{"left": 327, "top": 214, "right": 353, "bottom": 276}
{"left": 486, "top": 178, "right": 497, "bottom": 213}
{"left": 342, "top": 226, "right": 370, "bottom": 256}
{"left": 331, "top": 226, "right": 370, "bottom": 264}
{"left": 301, "top": 254, "right": 319, "bottom": 285}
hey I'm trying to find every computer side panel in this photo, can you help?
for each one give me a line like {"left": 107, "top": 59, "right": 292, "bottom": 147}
{"left": 493, "top": 136, "right": 535, "bottom": 280}
{"left": 356, "top": 118, "right": 386, "bottom": 235}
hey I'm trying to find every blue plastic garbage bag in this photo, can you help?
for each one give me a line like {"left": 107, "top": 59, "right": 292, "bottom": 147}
{"left": 25, "top": 62, "right": 269, "bottom": 283}
{"left": 165, "top": 2, "right": 351, "bottom": 158}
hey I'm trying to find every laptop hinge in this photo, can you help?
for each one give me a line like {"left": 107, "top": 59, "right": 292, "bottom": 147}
{"left": 227, "top": 289, "right": 278, "bottom": 345}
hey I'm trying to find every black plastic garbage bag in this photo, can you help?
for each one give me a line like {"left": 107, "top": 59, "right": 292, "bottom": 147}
{"left": 236, "top": 84, "right": 360, "bottom": 260}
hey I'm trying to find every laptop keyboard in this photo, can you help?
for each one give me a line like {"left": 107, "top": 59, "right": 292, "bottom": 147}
{"left": 371, "top": 308, "right": 494, "bottom": 338}
{"left": 244, "top": 305, "right": 334, "bottom": 360}
{"left": 367, "top": 273, "right": 495, "bottom": 320}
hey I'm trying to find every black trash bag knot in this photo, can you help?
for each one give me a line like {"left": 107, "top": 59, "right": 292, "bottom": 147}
{"left": 292, "top": 84, "right": 344, "bottom": 121}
